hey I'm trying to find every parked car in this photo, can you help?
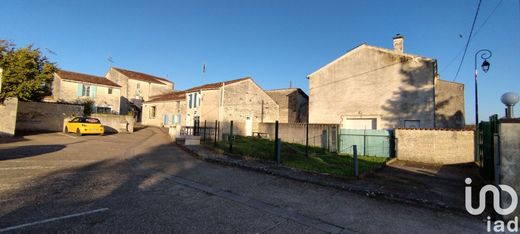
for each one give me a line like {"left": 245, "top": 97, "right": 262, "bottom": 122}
{"left": 64, "top": 117, "right": 104, "bottom": 136}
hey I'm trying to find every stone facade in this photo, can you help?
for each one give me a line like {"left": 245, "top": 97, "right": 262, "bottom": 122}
{"left": 143, "top": 78, "right": 279, "bottom": 137}
{"left": 308, "top": 36, "right": 465, "bottom": 129}
{"left": 190, "top": 78, "right": 279, "bottom": 136}
{"left": 52, "top": 71, "right": 121, "bottom": 114}
{"left": 142, "top": 93, "right": 186, "bottom": 127}
{"left": 105, "top": 67, "right": 174, "bottom": 115}
{"left": 266, "top": 88, "right": 308, "bottom": 123}
{"left": 395, "top": 128, "right": 474, "bottom": 165}
{"left": 0, "top": 98, "right": 18, "bottom": 137}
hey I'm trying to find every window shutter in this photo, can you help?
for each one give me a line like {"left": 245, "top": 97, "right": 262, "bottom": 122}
{"left": 164, "top": 115, "right": 169, "bottom": 125}
{"left": 77, "top": 84, "right": 83, "bottom": 96}
{"left": 90, "top": 86, "right": 97, "bottom": 98}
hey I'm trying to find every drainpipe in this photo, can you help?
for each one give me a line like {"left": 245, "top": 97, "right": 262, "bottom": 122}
{"left": 432, "top": 60, "right": 437, "bottom": 129}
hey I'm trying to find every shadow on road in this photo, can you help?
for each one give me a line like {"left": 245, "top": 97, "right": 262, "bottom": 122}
{"left": 0, "top": 145, "right": 66, "bottom": 161}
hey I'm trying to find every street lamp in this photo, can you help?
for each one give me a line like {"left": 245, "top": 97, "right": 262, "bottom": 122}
{"left": 474, "top": 49, "right": 492, "bottom": 164}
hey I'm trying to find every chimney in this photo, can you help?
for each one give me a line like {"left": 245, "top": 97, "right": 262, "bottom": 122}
{"left": 393, "top": 34, "right": 404, "bottom": 53}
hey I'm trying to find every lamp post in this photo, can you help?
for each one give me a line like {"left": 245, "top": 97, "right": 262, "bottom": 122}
{"left": 474, "top": 49, "right": 492, "bottom": 164}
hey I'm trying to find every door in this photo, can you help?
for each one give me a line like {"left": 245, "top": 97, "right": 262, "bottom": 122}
{"left": 245, "top": 116, "right": 253, "bottom": 136}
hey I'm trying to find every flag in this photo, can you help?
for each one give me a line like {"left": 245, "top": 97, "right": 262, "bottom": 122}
{"left": 202, "top": 64, "right": 206, "bottom": 73}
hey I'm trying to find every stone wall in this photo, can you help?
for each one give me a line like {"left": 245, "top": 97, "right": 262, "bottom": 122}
{"left": 395, "top": 128, "right": 474, "bottom": 164}
{"left": 0, "top": 98, "right": 18, "bottom": 137}
{"left": 91, "top": 113, "right": 135, "bottom": 133}
{"left": 16, "top": 101, "right": 83, "bottom": 133}
{"left": 498, "top": 120, "right": 520, "bottom": 220}
{"left": 308, "top": 45, "right": 436, "bottom": 129}
{"left": 257, "top": 122, "right": 338, "bottom": 151}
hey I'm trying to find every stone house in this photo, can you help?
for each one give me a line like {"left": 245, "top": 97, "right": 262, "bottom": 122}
{"left": 142, "top": 91, "right": 186, "bottom": 127}
{"left": 265, "top": 88, "right": 308, "bottom": 123}
{"left": 307, "top": 35, "right": 465, "bottom": 129}
{"left": 51, "top": 70, "right": 121, "bottom": 114}
{"left": 184, "top": 77, "right": 279, "bottom": 136}
{"left": 105, "top": 67, "right": 174, "bottom": 116}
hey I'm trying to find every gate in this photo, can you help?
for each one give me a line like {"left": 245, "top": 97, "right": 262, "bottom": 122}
{"left": 479, "top": 114, "right": 499, "bottom": 180}
{"left": 339, "top": 129, "right": 394, "bottom": 157}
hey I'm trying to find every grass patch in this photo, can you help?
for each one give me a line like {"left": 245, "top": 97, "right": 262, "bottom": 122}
{"left": 214, "top": 136, "right": 387, "bottom": 177}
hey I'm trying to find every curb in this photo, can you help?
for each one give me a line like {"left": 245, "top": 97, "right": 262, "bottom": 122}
{"left": 176, "top": 143, "right": 470, "bottom": 216}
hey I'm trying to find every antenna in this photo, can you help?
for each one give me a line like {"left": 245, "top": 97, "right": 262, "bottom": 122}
{"left": 107, "top": 56, "right": 114, "bottom": 66}
{"left": 45, "top": 48, "right": 57, "bottom": 55}
{"left": 289, "top": 80, "right": 292, "bottom": 88}
{"left": 202, "top": 63, "right": 206, "bottom": 80}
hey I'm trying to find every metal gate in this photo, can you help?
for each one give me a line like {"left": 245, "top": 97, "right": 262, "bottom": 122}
{"left": 479, "top": 114, "right": 499, "bottom": 180}
{"left": 339, "top": 129, "right": 394, "bottom": 157}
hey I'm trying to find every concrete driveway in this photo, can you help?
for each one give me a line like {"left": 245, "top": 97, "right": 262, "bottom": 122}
{"left": 0, "top": 127, "right": 485, "bottom": 233}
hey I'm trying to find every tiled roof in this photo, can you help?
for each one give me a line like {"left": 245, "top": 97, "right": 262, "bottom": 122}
{"left": 185, "top": 77, "right": 250, "bottom": 92}
{"left": 56, "top": 70, "right": 121, "bottom": 87}
{"left": 145, "top": 91, "right": 186, "bottom": 103}
{"left": 112, "top": 67, "right": 171, "bottom": 85}
{"left": 144, "top": 77, "right": 251, "bottom": 103}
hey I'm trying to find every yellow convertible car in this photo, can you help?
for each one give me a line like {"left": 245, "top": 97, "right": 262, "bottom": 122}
{"left": 64, "top": 117, "right": 104, "bottom": 136}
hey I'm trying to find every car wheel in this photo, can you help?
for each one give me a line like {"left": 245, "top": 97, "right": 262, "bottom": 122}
{"left": 76, "top": 129, "right": 82, "bottom": 136}
{"left": 64, "top": 127, "right": 68, "bottom": 133}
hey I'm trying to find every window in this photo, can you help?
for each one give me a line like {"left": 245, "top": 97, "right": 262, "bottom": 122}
{"left": 137, "top": 83, "right": 140, "bottom": 89}
{"left": 150, "top": 106, "right": 156, "bottom": 118}
{"left": 404, "top": 120, "right": 420, "bottom": 128}
{"left": 96, "top": 107, "right": 111, "bottom": 114}
{"left": 176, "top": 101, "right": 180, "bottom": 111}
{"left": 108, "top": 88, "right": 113, "bottom": 94}
{"left": 194, "top": 93, "right": 197, "bottom": 108}
{"left": 189, "top": 94, "right": 193, "bottom": 109}
{"left": 82, "top": 85, "right": 90, "bottom": 97}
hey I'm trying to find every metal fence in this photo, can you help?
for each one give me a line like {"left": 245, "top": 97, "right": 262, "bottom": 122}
{"left": 181, "top": 120, "right": 219, "bottom": 143}
{"left": 338, "top": 129, "right": 394, "bottom": 157}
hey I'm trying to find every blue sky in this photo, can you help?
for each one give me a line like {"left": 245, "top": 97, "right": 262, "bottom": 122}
{"left": 1, "top": 0, "right": 519, "bottom": 122}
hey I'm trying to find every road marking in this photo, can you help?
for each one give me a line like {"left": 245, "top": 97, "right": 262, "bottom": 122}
{"left": 0, "top": 208, "right": 109, "bottom": 232}
{"left": 0, "top": 166, "right": 56, "bottom": 170}
{"left": 57, "top": 133, "right": 76, "bottom": 139}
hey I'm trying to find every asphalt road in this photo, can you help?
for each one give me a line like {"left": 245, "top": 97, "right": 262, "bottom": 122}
{"left": 0, "top": 127, "right": 486, "bottom": 233}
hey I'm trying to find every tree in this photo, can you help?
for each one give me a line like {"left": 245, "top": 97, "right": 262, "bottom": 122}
{"left": 0, "top": 41, "right": 58, "bottom": 102}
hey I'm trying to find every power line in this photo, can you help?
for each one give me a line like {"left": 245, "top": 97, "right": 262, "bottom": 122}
{"left": 452, "top": 0, "right": 482, "bottom": 82}
{"left": 441, "top": 0, "right": 504, "bottom": 74}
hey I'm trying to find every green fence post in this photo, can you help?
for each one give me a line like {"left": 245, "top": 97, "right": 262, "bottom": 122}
{"left": 229, "top": 121, "right": 233, "bottom": 153}
{"left": 274, "top": 121, "right": 280, "bottom": 163}
{"left": 214, "top": 120, "right": 218, "bottom": 146}
{"left": 353, "top": 145, "right": 359, "bottom": 178}
{"left": 203, "top": 120, "right": 207, "bottom": 142}
{"left": 305, "top": 121, "right": 309, "bottom": 157}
